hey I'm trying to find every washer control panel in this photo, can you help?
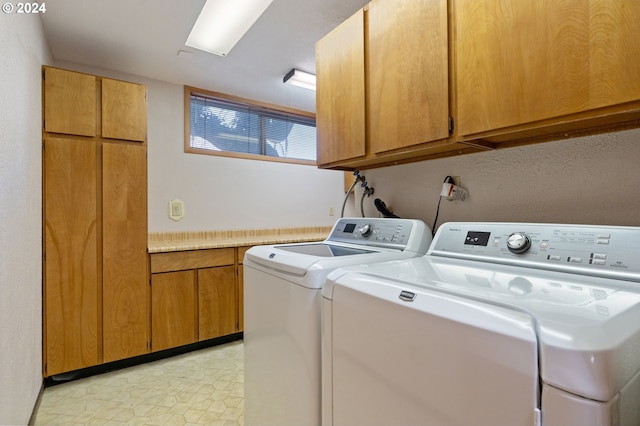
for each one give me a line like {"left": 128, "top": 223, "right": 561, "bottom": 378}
{"left": 429, "top": 222, "right": 640, "bottom": 282}
{"left": 328, "top": 218, "right": 424, "bottom": 250}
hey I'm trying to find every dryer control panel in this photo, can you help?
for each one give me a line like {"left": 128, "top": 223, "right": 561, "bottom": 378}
{"left": 327, "top": 218, "right": 429, "bottom": 252}
{"left": 429, "top": 222, "right": 640, "bottom": 282}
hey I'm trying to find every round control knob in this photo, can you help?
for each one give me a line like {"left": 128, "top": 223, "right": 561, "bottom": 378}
{"left": 358, "top": 223, "right": 373, "bottom": 237}
{"left": 507, "top": 232, "right": 531, "bottom": 254}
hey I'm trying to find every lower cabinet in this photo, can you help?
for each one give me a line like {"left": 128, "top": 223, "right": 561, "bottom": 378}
{"left": 149, "top": 247, "right": 244, "bottom": 352}
{"left": 151, "top": 270, "right": 197, "bottom": 352}
{"left": 198, "top": 266, "right": 237, "bottom": 340}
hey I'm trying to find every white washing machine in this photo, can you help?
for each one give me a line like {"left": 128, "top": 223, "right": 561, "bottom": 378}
{"left": 243, "top": 217, "right": 432, "bottom": 426}
{"left": 322, "top": 222, "right": 640, "bottom": 426}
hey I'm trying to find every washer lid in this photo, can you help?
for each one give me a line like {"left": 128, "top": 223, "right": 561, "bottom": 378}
{"left": 328, "top": 255, "right": 640, "bottom": 402}
{"left": 276, "top": 243, "right": 374, "bottom": 257}
{"left": 245, "top": 244, "right": 319, "bottom": 276}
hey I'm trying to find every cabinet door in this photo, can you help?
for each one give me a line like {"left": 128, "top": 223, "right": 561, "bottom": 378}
{"left": 43, "top": 137, "right": 99, "bottom": 375}
{"left": 102, "top": 78, "right": 147, "bottom": 142}
{"left": 316, "top": 8, "right": 366, "bottom": 165}
{"left": 151, "top": 271, "right": 197, "bottom": 351}
{"left": 198, "top": 266, "right": 238, "bottom": 340}
{"left": 43, "top": 67, "right": 96, "bottom": 137}
{"left": 368, "top": 0, "right": 449, "bottom": 153}
{"left": 456, "top": 0, "right": 640, "bottom": 136}
{"left": 102, "top": 142, "right": 149, "bottom": 362}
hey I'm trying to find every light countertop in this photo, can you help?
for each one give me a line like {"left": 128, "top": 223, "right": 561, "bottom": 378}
{"left": 148, "top": 226, "right": 332, "bottom": 253}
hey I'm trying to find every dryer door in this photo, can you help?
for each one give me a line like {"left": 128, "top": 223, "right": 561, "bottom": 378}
{"left": 327, "top": 273, "right": 540, "bottom": 426}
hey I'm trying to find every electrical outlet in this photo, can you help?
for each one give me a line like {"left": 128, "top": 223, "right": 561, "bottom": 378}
{"left": 452, "top": 176, "right": 461, "bottom": 187}
{"left": 329, "top": 207, "right": 335, "bottom": 216}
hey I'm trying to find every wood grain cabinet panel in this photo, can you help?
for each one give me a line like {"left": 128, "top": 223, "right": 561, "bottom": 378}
{"left": 43, "top": 67, "right": 96, "bottom": 137}
{"left": 102, "top": 142, "right": 149, "bottom": 362}
{"left": 198, "top": 266, "right": 238, "bottom": 340}
{"left": 150, "top": 248, "right": 235, "bottom": 274}
{"left": 43, "top": 137, "right": 99, "bottom": 375}
{"left": 455, "top": 0, "right": 640, "bottom": 137}
{"left": 368, "top": 0, "right": 449, "bottom": 154}
{"left": 102, "top": 78, "right": 147, "bottom": 142}
{"left": 43, "top": 66, "right": 148, "bottom": 376}
{"left": 316, "top": 8, "right": 366, "bottom": 165}
{"left": 315, "top": 0, "right": 468, "bottom": 169}
{"left": 151, "top": 271, "right": 197, "bottom": 352}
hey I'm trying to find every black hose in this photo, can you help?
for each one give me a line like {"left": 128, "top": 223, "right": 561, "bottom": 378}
{"left": 374, "top": 198, "right": 400, "bottom": 218}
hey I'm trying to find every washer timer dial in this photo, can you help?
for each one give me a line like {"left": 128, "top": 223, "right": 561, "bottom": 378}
{"left": 507, "top": 232, "right": 531, "bottom": 254}
{"left": 358, "top": 223, "right": 373, "bottom": 237}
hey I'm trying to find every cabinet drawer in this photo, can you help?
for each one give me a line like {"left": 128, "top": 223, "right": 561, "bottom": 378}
{"left": 150, "top": 248, "right": 235, "bottom": 273}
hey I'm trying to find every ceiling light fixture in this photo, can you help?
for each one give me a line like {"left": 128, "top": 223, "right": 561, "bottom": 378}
{"left": 283, "top": 69, "right": 316, "bottom": 91}
{"left": 186, "top": 0, "right": 275, "bottom": 57}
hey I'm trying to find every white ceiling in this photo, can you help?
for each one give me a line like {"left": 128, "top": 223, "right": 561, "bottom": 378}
{"left": 40, "top": 0, "right": 370, "bottom": 113}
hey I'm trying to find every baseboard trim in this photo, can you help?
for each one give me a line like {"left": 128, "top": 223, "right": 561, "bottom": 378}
{"left": 44, "top": 333, "right": 243, "bottom": 387}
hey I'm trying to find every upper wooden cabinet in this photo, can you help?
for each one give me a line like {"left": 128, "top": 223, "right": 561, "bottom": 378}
{"left": 102, "top": 78, "right": 147, "bottom": 142}
{"left": 317, "top": 0, "right": 640, "bottom": 169}
{"left": 454, "top": 0, "right": 640, "bottom": 141}
{"left": 44, "top": 67, "right": 146, "bottom": 142}
{"left": 316, "top": 0, "right": 483, "bottom": 169}
{"left": 44, "top": 68, "right": 96, "bottom": 137}
{"left": 368, "top": 0, "right": 449, "bottom": 154}
{"left": 316, "top": 9, "right": 366, "bottom": 165}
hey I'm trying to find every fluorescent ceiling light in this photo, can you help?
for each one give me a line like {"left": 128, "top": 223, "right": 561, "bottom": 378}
{"left": 186, "top": 0, "right": 275, "bottom": 57}
{"left": 283, "top": 69, "right": 316, "bottom": 91}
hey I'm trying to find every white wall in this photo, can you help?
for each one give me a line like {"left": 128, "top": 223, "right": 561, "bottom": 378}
{"left": 358, "top": 128, "right": 640, "bottom": 231}
{"left": 0, "top": 13, "right": 51, "bottom": 425}
{"left": 55, "top": 61, "right": 347, "bottom": 232}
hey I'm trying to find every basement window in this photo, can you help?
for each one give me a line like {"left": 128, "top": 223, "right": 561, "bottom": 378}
{"left": 185, "top": 86, "right": 317, "bottom": 164}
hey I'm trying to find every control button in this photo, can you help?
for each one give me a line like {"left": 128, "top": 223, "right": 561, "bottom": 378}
{"left": 507, "top": 232, "right": 531, "bottom": 254}
{"left": 547, "top": 255, "right": 561, "bottom": 261}
{"left": 592, "top": 253, "right": 607, "bottom": 260}
{"left": 597, "top": 239, "right": 610, "bottom": 245}
{"left": 597, "top": 234, "right": 611, "bottom": 239}
{"left": 539, "top": 242, "right": 549, "bottom": 249}
{"left": 590, "top": 259, "right": 606, "bottom": 265}
{"left": 568, "top": 257, "right": 583, "bottom": 263}
{"left": 492, "top": 238, "right": 501, "bottom": 246}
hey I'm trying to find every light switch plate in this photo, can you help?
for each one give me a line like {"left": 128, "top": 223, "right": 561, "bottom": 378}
{"left": 169, "top": 199, "right": 184, "bottom": 221}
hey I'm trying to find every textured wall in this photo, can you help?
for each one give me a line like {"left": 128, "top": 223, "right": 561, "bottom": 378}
{"left": 55, "top": 61, "right": 347, "bottom": 233}
{"left": 0, "top": 13, "right": 51, "bottom": 425}
{"left": 357, "top": 127, "right": 640, "bottom": 232}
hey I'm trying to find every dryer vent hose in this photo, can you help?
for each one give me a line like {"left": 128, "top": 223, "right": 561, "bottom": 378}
{"left": 374, "top": 198, "right": 400, "bottom": 218}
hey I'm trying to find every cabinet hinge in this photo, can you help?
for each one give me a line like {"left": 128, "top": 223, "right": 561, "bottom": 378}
{"left": 448, "top": 116, "right": 454, "bottom": 134}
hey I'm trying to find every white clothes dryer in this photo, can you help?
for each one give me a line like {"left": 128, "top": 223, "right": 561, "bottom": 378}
{"left": 322, "top": 222, "right": 640, "bottom": 426}
{"left": 243, "top": 217, "right": 432, "bottom": 426}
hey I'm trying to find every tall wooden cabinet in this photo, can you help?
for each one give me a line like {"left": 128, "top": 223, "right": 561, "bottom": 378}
{"left": 43, "top": 66, "right": 148, "bottom": 376}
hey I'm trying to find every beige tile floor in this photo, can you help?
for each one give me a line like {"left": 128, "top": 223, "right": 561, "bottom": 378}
{"left": 34, "top": 340, "right": 244, "bottom": 426}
